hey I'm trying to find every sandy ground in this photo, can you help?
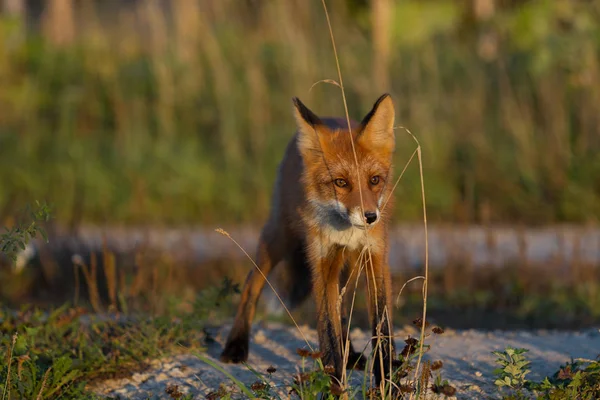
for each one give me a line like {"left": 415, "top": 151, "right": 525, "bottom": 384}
{"left": 91, "top": 322, "right": 600, "bottom": 399}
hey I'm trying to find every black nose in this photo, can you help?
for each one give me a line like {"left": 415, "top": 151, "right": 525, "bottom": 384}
{"left": 364, "top": 212, "right": 378, "bottom": 224}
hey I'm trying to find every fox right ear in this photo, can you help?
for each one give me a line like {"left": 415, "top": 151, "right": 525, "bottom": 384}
{"left": 292, "top": 97, "right": 324, "bottom": 156}
{"left": 357, "top": 93, "right": 395, "bottom": 154}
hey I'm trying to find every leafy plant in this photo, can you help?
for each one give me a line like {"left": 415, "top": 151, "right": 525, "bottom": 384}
{"left": 493, "top": 347, "right": 531, "bottom": 392}
{"left": 492, "top": 346, "right": 600, "bottom": 400}
{"left": 532, "top": 358, "right": 600, "bottom": 400}
{"left": 0, "top": 201, "right": 51, "bottom": 264}
{"left": 289, "top": 348, "right": 349, "bottom": 400}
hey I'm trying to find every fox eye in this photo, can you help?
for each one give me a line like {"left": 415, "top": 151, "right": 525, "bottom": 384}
{"left": 370, "top": 176, "right": 380, "bottom": 185}
{"left": 334, "top": 178, "right": 348, "bottom": 188}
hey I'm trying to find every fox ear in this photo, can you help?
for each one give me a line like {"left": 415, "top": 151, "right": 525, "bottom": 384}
{"left": 292, "top": 97, "right": 324, "bottom": 156}
{"left": 358, "top": 93, "right": 395, "bottom": 154}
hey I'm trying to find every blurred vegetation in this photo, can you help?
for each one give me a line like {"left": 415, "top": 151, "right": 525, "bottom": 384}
{"left": 0, "top": 201, "right": 50, "bottom": 263}
{"left": 0, "top": 0, "right": 599, "bottom": 226}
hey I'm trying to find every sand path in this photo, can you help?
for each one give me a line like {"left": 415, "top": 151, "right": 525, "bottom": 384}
{"left": 91, "top": 322, "right": 600, "bottom": 399}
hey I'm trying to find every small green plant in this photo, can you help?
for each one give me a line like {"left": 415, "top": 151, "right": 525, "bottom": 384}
{"left": 492, "top": 346, "right": 600, "bottom": 400}
{"left": 0, "top": 201, "right": 51, "bottom": 264}
{"left": 431, "top": 373, "right": 457, "bottom": 397}
{"left": 289, "top": 348, "right": 351, "bottom": 399}
{"left": 492, "top": 347, "right": 531, "bottom": 395}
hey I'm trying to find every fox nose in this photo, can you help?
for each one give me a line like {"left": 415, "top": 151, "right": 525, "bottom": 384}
{"left": 364, "top": 212, "right": 378, "bottom": 225}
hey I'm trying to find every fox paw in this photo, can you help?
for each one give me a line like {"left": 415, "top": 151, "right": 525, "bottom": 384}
{"left": 220, "top": 338, "right": 249, "bottom": 363}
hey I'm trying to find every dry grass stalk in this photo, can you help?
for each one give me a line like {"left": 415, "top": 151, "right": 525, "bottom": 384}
{"left": 73, "top": 252, "right": 102, "bottom": 313}
{"left": 35, "top": 367, "right": 51, "bottom": 400}
{"left": 102, "top": 238, "right": 118, "bottom": 312}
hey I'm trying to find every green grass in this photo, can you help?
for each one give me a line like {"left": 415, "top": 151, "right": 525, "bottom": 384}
{"left": 1, "top": 1, "right": 600, "bottom": 226}
{"left": 0, "top": 280, "right": 237, "bottom": 400}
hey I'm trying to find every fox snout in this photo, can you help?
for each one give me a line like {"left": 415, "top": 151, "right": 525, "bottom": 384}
{"left": 348, "top": 207, "right": 380, "bottom": 228}
{"left": 364, "top": 211, "right": 378, "bottom": 225}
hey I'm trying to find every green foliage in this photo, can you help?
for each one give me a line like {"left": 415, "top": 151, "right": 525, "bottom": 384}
{"left": 492, "top": 347, "right": 531, "bottom": 395}
{"left": 0, "top": 350, "right": 92, "bottom": 400}
{"left": 391, "top": 1, "right": 460, "bottom": 48}
{"left": 0, "top": 2, "right": 599, "bottom": 225}
{"left": 0, "top": 201, "right": 50, "bottom": 263}
{"left": 493, "top": 346, "right": 600, "bottom": 400}
{"left": 289, "top": 354, "right": 350, "bottom": 399}
{"left": 531, "top": 358, "right": 600, "bottom": 400}
{"left": 0, "top": 279, "right": 237, "bottom": 400}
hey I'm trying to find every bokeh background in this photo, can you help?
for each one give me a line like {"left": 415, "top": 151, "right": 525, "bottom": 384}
{"left": 1, "top": 0, "right": 599, "bottom": 329}
{"left": 2, "top": 0, "right": 599, "bottom": 226}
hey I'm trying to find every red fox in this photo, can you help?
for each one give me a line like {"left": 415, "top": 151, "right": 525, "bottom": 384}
{"left": 220, "top": 94, "right": 397, "bottom": 385}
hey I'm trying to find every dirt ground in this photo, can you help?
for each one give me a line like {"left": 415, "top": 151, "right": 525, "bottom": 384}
{"left": 91, "top": 322, "right": 600, "bottom": 399}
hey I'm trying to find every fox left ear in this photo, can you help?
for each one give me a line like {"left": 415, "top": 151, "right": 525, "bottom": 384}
{"left": 358, "top": 93, "right": 395, "bottom": 154}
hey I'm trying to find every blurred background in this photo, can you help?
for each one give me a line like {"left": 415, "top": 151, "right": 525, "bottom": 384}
{"left": 1, "top": 0, "right": 599, "bottom": 330}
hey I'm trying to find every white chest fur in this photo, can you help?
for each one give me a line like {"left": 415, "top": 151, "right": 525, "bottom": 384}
{"left": 323, "top": 225, "right": 367, "bottom": 250}
{"left": 315, "top": 225, "right": 379, "bottom": 253}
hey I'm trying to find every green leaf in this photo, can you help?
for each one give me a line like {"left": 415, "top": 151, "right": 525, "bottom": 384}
{"left": 495, "top": 379, "right": 507, "bottom": 387}
{"left": 24, "top": 327, "right": 40, "bottom": 337}
{"left": 540, "top": 377, "right": 554, "bottom": 390}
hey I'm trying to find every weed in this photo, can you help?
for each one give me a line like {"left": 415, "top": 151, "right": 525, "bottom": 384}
{"left": 289, "top": 349, "right": 355, "bottom": 399}
{"left": 532, "top": 358, "right": 600, "bottom": 400}
{"left": 0, "top": 202, "right": 51, "bottom": 265}
{"left": 492, "top": 347, "right": 531, "bottom": 393}
{"left": 431, "top": 375, "right": 457, "bottom": 397}
{"left": 493, "top": 346, "right": 600, "bottom": 400}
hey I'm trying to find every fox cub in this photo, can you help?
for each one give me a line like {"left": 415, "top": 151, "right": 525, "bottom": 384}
{"left": 221, "top": 94, "right": 397, "bottom": 385}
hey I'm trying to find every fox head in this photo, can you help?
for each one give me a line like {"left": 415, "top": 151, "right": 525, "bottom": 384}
{"left": 292, "top": 94, "right": 395, "bottom": 231}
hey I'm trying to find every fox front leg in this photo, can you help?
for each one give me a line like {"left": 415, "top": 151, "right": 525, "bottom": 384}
{"left": 220, "top": 225, "right": 285, "bottom": 363}
{"left": 364, "top": 251, "right": 396, "bottom": 386}
{"left": 310, "top": 245, "right": 346, "bottom": 383}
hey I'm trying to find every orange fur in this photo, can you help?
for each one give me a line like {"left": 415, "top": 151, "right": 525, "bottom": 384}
{"left": 220, "top": 94, "right": 397, "bottom": 385}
